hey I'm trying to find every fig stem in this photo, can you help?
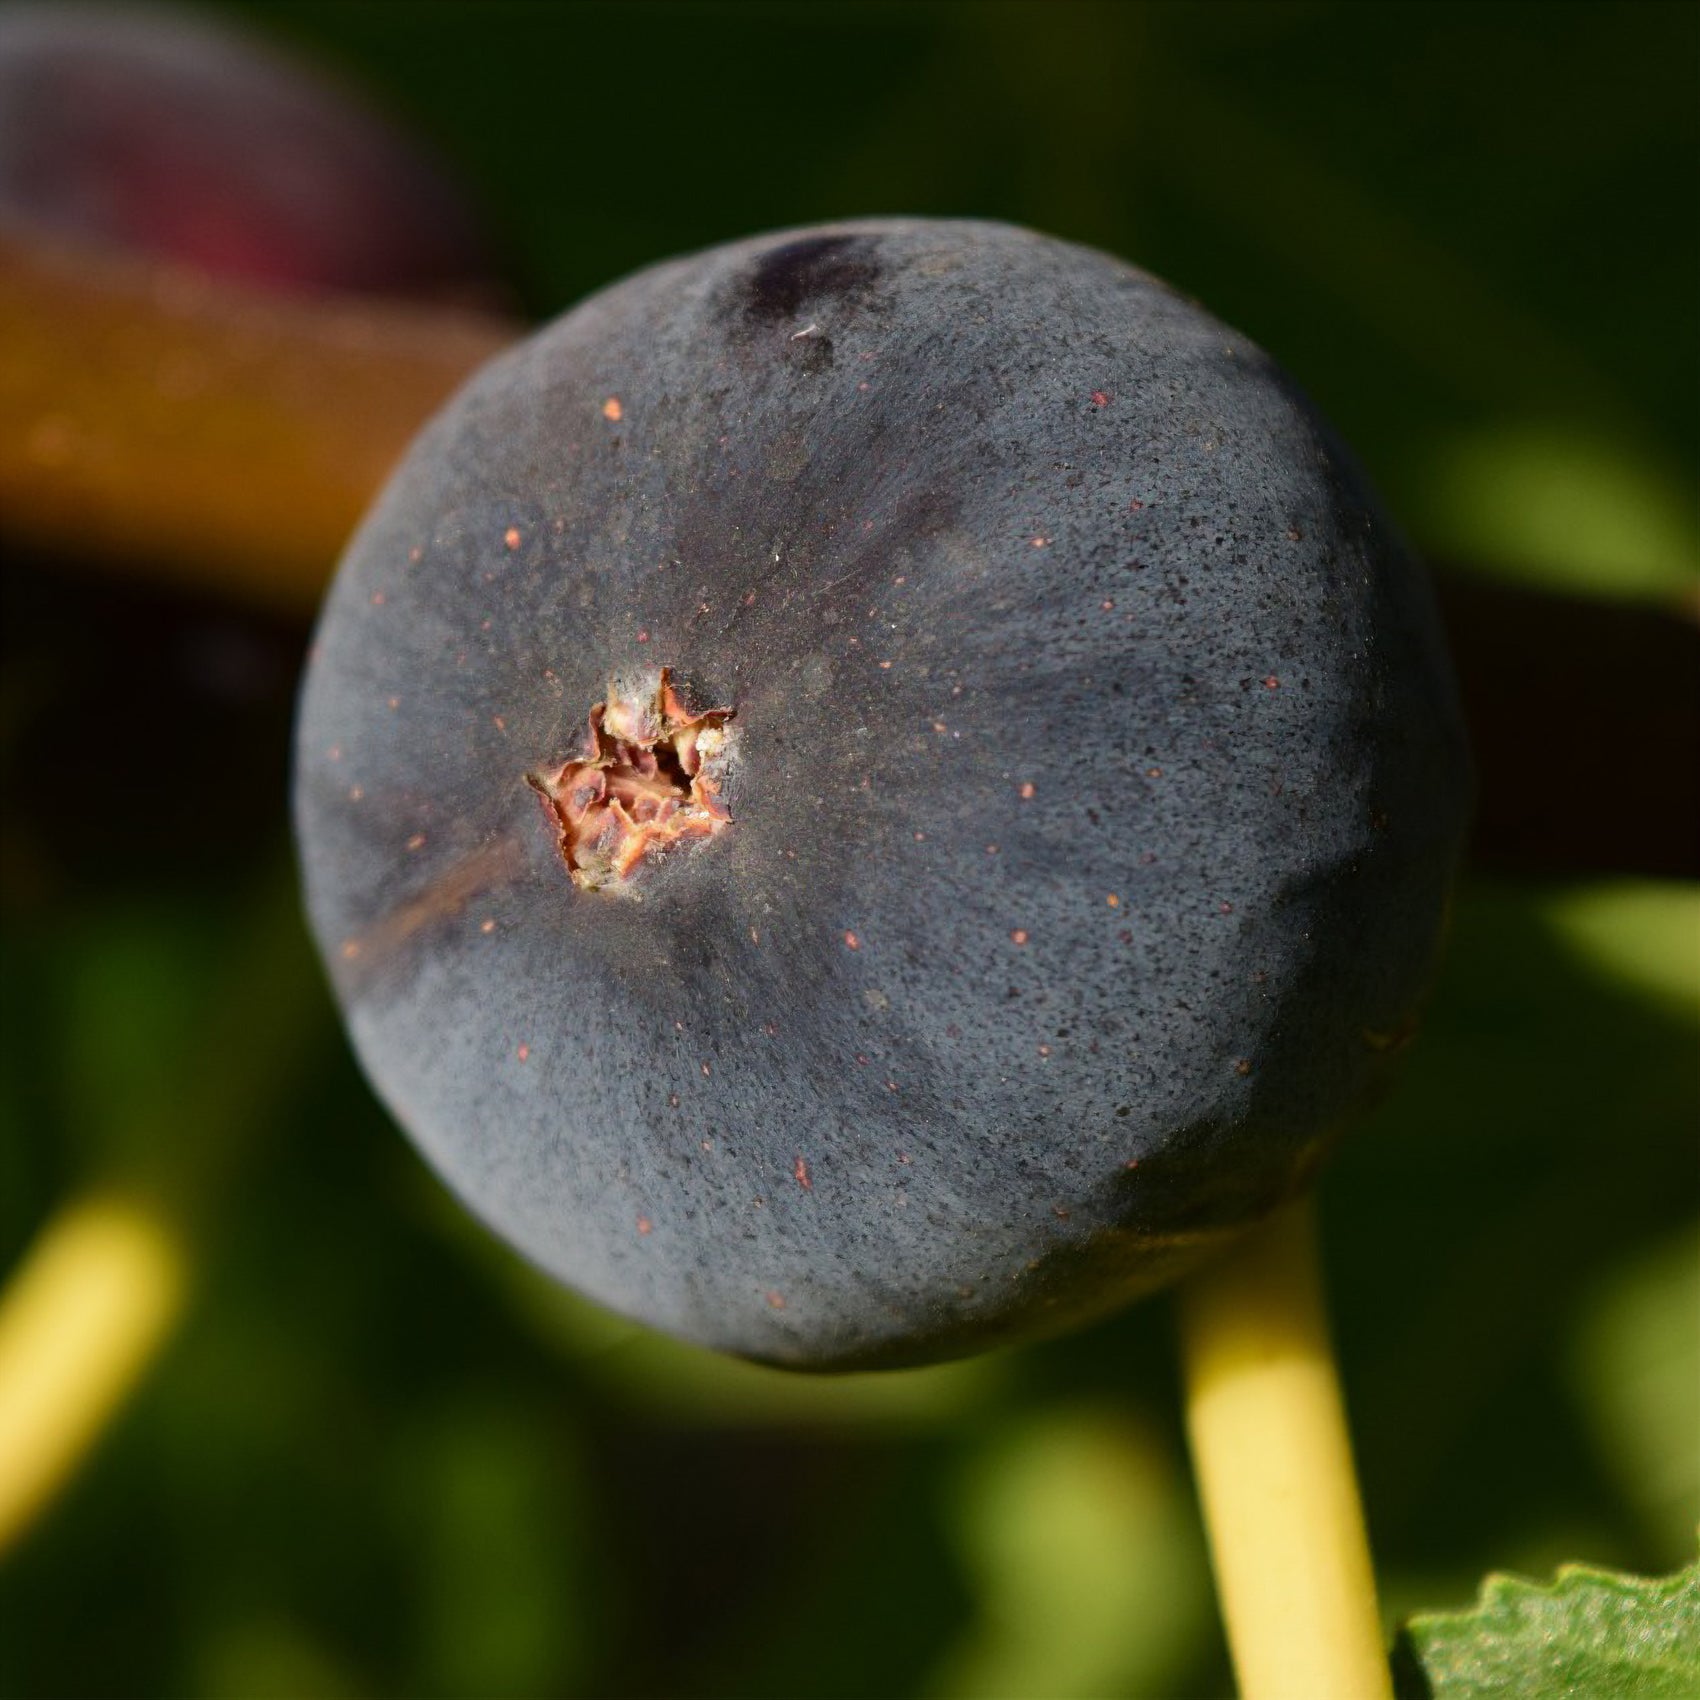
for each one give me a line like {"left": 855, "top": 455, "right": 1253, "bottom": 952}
{"left": 1178, "top": 1196, "right": 1391, "bottom": 1700}
{"left": 0, "top": 1192, "right": 187, "bottom": 1556}
{"left": 0, "top": 873, "right": 323, "bottom": 1555}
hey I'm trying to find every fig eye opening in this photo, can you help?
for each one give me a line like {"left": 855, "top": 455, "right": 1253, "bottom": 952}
{"left": 527, "top": 668, "right": 734, "bottom": 892}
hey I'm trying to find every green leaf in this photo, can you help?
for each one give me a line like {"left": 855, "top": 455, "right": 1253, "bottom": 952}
{"left": 1571, "top": 1226, "right": 1700, "bottom": 1563}
{"left": 926, "top": 1407, "right": 1210, "bottom": 1700}
{"left": 1394, "top": 1557, "right": 1700, "bottom": 1700}
{"left": 1416, "top": 424, "right": 1700, "bottom": 606}
{"left": 1543, "top": 884, "right": 1700, "bottom": 1021}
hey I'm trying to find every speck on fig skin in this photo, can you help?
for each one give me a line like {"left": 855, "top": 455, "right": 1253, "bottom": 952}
{"left": 294, "top": 218, "right": 1469, "bottom": 1372}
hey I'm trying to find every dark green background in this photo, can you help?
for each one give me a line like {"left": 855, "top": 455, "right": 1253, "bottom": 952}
{"left": 2, "top": 4, "right": 1696, "bottom": 1697}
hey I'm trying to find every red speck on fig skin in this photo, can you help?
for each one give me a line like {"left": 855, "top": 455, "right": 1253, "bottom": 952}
{"left": 503, "top": 527, "right": 522, "bottom": 551}
{"left": 1010, "top": 929, "right": 1029, "bottom": 946}
{"left": 794, "top": 1157, "right": 811, "bottom": 1190}
{"left": 1106, "top": 893, "right": 1120, "bottom": 907}
{"left": 1091, "top": 390, "right": 1111, "bottom": 406}
{"left": 636, "top": 1216, "right": 653, "bottom": 1236}
{"left": 1018, "top": 782, "right": 1036, "bottom": 800}
{"left": 766, "top": 1291, "right": 786, "bottom": 1310}
{"left": 602, "top": 397, "right": 623, "bottom": 421}
{"left": 516, "top": 1043, "right": 530, "bottom": 1062}
{"left": 1264, "top": 675, "right": 1280, "bottom": 690}
{"left": 370, "top": 591, "right": 385, "bottom": 607}
{"left": 844, "top": 931, "right": 860, "bottom": 950}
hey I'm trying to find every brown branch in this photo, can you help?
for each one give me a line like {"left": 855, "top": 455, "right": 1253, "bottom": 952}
{"left": 3, "top": 235, "right": 1692, "bottom": 879}
{"left": 0, "top": 232, "right": 519, "bottom": 614}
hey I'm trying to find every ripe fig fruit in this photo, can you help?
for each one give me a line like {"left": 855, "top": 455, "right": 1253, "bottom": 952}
{"left": 295, "top": 220, "right": 1469, "bottom": 1369}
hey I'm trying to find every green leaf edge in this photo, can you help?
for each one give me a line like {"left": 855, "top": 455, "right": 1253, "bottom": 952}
{"left": 1392, "top": 1553, "right": 1700, "bottom": 1700}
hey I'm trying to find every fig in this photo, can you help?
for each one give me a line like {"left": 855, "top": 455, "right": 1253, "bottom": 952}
{"left": 294, "top": 220, "right": 1469, "bottom": 1369}
{"left": 0, "top": 2, "right": 496, "bottom": 301}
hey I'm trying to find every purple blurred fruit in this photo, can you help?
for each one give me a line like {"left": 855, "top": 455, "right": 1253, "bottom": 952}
{"left": 0, "top": 3, "right": 499, "bottom": 300}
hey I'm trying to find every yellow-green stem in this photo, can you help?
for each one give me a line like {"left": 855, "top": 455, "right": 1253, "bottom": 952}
{"left": 1178, "top": 1197, "right": 1392, "bottom": 1700}
{"left": 0, "top": 1193, "right": 188, "bottom": 1557}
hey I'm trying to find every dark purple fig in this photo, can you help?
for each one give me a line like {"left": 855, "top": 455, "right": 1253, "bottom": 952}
{"left": 0, "top": 3, "right": 498, "bottom": 302}
{"left": 294, "top": 220, "right": 1469, "bottom": 1369}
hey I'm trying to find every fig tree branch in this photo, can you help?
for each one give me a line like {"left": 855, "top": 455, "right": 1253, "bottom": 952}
{"left": 4, "top": 233, "right": 1694, "bottom": 878}
{"left": 0, "top": 232, "right": 518, "bottom": 613}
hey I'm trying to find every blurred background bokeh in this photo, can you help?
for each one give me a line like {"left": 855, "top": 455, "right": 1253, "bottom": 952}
{"left": 1, "top": 3, "right": 1695, "bottom": 1697}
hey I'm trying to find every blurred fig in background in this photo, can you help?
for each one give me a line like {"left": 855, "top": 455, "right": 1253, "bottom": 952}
{"left": 0, "top": 1, "right": 504, "bottom": 304}
{"left": 0, "top": 3, "right": 519, "bottom": 896}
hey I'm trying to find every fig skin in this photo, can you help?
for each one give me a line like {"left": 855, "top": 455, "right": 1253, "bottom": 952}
{"left": 295, "top": 220, "right": 1469, "bottom": 1370}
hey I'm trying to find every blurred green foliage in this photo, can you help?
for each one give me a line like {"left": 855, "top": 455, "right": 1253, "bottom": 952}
{"left": 1, "top": 3, "right": 1695, "bottom": 1697}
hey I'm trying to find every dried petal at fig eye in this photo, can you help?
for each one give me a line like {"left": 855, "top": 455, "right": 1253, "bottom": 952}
{"left": 527, "top": 668, "right": 734, "bottom": 892}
